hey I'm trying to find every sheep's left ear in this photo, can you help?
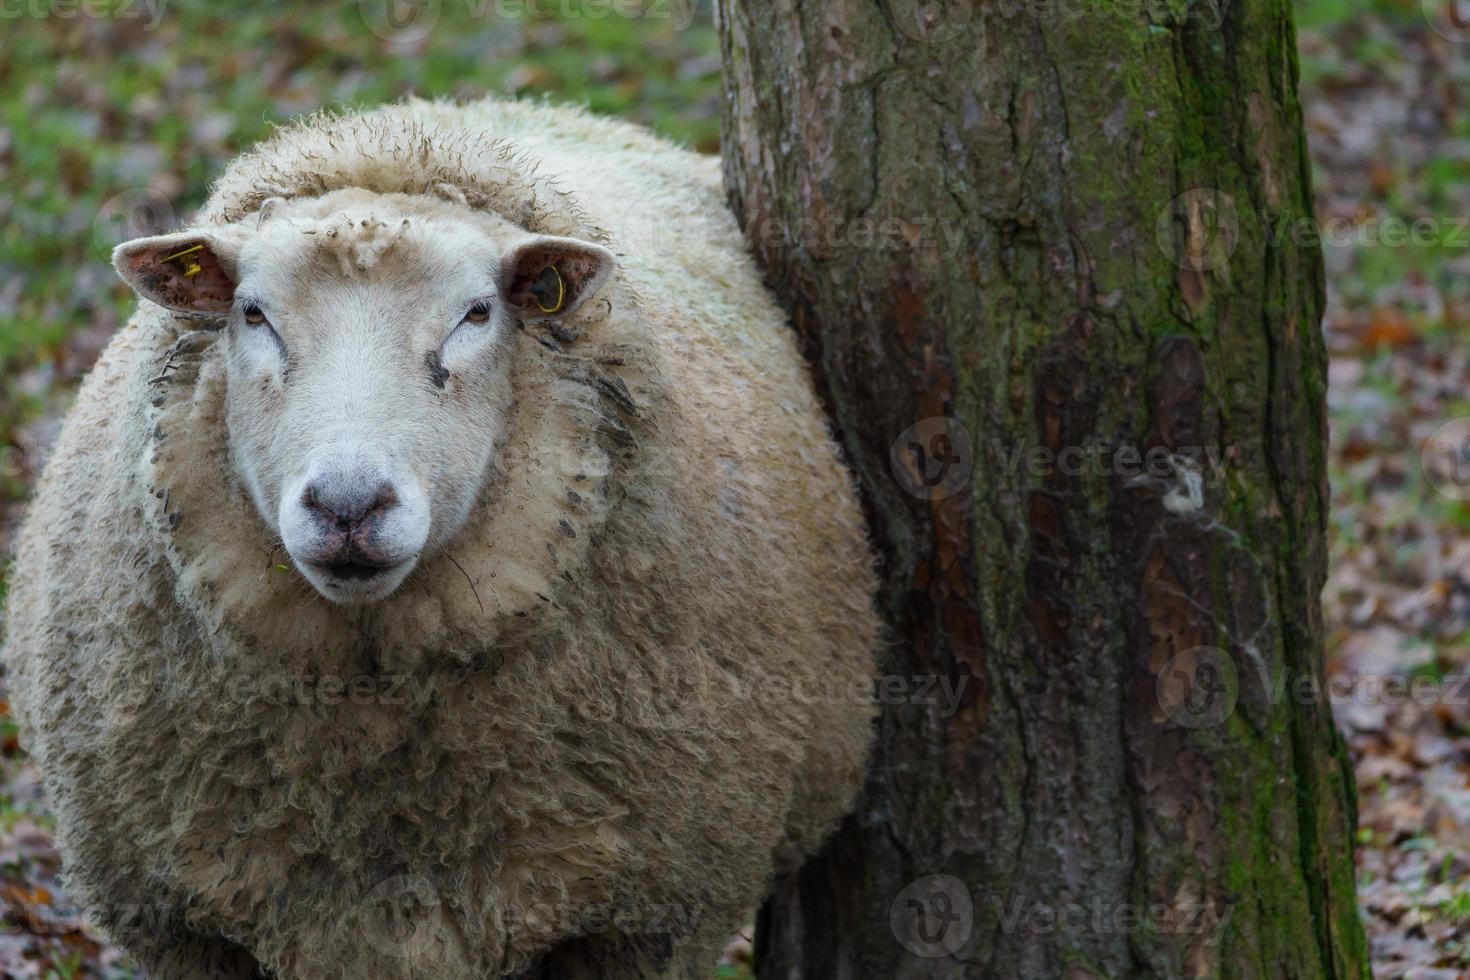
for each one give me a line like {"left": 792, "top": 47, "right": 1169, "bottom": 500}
{"left": 113, "top": 230, "right": 240, "bottom": 317}
{"left": 500, "top": 235, "right": 615, "bottom": 319}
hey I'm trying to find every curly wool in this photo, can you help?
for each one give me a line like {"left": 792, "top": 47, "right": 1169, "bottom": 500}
{"left": 2, "top": 98, "right": 879, "bottom": 979}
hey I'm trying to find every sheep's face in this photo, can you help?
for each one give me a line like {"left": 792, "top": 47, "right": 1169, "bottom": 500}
{"left": 113, "top": 191, "right": 614, "bottom": 605}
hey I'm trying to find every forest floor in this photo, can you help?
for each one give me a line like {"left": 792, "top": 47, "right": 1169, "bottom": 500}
{"left": 1302, "top": 0, "right": 1470, "bottom": 973}
{"left": 0, "top": 0, "right": 1467, "bottom": 976}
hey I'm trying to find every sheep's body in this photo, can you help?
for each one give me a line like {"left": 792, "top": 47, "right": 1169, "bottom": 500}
{"left": 3, "top": 99, "right": 878, "bottom": 979}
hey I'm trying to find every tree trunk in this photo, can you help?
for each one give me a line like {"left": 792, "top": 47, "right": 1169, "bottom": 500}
{"left": 717, "top": 1, "right": 1368, "bottom": 977}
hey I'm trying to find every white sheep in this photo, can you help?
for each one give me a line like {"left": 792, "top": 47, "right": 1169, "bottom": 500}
{"left": 1, "top": 98, "right": 879, "bottom": 979}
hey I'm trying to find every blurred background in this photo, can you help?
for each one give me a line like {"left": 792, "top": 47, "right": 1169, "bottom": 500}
{"left": 1, "top": 0, "right": 1469, "bottom": 975}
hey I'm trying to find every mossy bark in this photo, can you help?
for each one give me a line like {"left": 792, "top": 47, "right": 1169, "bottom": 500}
{"left": 717, "top": 0, "right": 1368, "bottom": 976}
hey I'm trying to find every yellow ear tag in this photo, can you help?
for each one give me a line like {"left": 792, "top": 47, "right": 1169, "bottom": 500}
{"left": 531, "top": 265, "right": 565, "bottom": 314}
{"left": 160, "top": 243, "right": 205, "bottom": 278}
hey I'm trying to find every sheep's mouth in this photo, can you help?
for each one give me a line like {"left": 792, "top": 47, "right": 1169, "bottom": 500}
{"left": 296, "top": 555, "right": 417, "bottom": 604}
{"left": 282, "top": 505, "right": 428, "bottom": 601}
{"left": 318, "top": 560, "right": 397, "bottom": 581}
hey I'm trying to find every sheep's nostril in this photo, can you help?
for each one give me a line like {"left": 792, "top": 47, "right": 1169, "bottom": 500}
{"left": 302, "top": 480, "right": 398, "bottom": 531}
{"left": 365, "top": 484, "right": 399, "bottom": 518}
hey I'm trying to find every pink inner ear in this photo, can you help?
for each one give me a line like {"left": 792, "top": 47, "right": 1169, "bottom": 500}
{"left": 128, "top": 240, "right": 235, "bottom": 314}
{"left": 507, "top": 248, "right": 603, "bottom": 313}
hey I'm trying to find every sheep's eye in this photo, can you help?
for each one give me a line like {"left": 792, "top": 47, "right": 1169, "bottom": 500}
{"left": 242, "top": 303, "right": 267, "bottom": 326}
{"left": 463, "top": 301, "right": 492, "bottom": 325}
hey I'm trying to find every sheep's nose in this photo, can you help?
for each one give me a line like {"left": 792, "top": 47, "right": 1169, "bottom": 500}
{"left": 302, "top": 479, "right": 399, "bottom": 532}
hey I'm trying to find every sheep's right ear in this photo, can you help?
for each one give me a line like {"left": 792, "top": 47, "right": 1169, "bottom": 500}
{"left": 112, "top": 231, "right": 240, "bottom": 317}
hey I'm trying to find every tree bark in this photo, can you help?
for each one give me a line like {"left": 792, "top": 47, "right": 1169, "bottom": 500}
{"left": 717, "top": 1, "right": 1368, "bottom": 977}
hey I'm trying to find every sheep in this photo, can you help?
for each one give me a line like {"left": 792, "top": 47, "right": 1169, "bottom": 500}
{"left": 0, "top": 98, "right": 880, "bottom": 979}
